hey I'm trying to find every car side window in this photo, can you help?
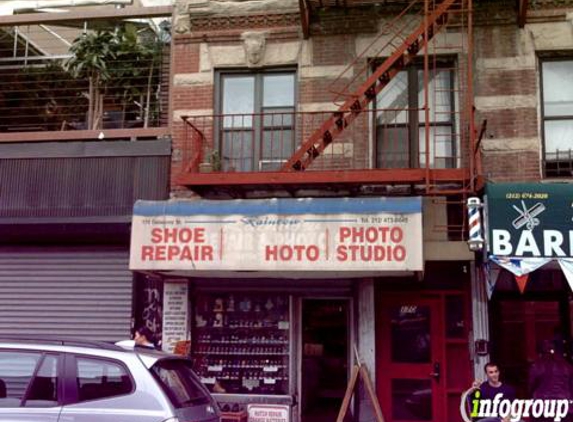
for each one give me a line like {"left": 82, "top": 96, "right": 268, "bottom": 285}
{"left": 24, "top": 354, "right": 59, "bottom": 407}
{"left": 76, "top": 357, "right": 133, "bottom": 402}
{"left": 0, "top": 351, "right": 42, "bottom": 408}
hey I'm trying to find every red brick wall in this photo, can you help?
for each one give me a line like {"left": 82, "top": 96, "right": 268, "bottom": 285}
{"left": 312, "top": 35, "right": 355, "bottom": 66}
{"left": 483, "top": 151, "right": 540, "bottom": 181}
{"left": 477, "top": 108, "right": 538, "bottom": 140}
{"left": 172, "top": 42, "right": 200, "bottom": 74}
{"left": 169, "top": 27, "right": 376, "bottom": 195}
{"left": 475, "top": 69, "right": 537, "bottom": 97}
{"left": 473, "top": 25, "right": 543, "bottom": 182}
{"left": 170, "top": 9, "right": 550, "bottom": 193}
{"left": 172, "top": 85, "right": 214, "bottom": 111}
{"left": 170, "top": 36, "right": 215, "bottom": 194}
{"left": 474, "top": 25, "right": 523, "bottom": 59}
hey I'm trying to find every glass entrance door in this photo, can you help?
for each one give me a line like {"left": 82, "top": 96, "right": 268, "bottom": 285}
{"left": 300, "top": 299, "right": 350, "bottom": 422}
{"left": 377, "top": 297, "right": 445, "bottom": 422}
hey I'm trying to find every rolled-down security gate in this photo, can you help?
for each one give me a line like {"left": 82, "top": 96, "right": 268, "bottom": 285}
{"left": 0, "top": 246, "right": 132, "bottom": 342}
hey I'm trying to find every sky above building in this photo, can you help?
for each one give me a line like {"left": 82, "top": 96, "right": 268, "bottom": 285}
{"left": 0, "top": 0, "right": 174, "bottom": 16}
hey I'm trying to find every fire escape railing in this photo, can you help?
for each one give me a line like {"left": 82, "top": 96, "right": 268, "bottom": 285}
{"left": 179, "top": 0, "right": 477, "bottom": 194}
{"left": 281, "top": 0, "right": 460, "bottom": 173}
{"left": 180, "top": 108, "right": 468, "bottom": 175}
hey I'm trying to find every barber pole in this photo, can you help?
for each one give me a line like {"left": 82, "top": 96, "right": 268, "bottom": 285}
{"left": 467, "top": 197, "right": 484, "bottom": 251}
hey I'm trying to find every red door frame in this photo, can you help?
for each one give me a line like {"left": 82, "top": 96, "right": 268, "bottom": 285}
{"left": 376, "top": 294, "right": 446, "bottom": 422}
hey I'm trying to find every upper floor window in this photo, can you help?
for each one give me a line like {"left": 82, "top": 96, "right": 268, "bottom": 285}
{"left": 218, "top": 70, "right": 296, "bottom": 172}
{"left": 375, "top": 61, "right": 457, "bottom": 169}
{"left": 541, "top": 59, "right": 573, "bottom": 177}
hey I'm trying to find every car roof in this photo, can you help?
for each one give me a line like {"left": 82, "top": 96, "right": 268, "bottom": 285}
{"left": 0, "top": 335, "right": 125, "bottom": 351}
{"left": 0, "top": 335, "right": 188, "bottom": 368}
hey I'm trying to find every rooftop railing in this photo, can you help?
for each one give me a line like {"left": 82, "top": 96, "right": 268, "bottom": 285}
{"left": 0, "top": 11, "right": 171, "bottom": 141}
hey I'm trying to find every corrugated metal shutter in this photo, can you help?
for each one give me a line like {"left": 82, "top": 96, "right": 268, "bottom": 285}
{"left": 0, "top": 246, "right": 132, "bottom": 342}
{"left": 0, "top": 153, "right": 170, "bottom": 220}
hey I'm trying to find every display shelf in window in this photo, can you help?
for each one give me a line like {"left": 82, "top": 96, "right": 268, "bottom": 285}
{"left": 192, "top": 293, "right": 290, "bottom": 395}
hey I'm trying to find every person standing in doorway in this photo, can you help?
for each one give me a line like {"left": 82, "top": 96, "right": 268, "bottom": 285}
{"left": 529, "top": 340, "right": 573, "bottom": 422}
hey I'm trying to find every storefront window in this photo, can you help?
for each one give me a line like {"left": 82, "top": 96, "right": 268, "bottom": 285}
{"left": 192, "top": 293, "right": 290, "bottom": 395}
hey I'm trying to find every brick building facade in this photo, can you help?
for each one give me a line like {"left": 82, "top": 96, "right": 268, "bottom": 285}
{"left": 128, "top": 0, "right": 573, "bottom": 421}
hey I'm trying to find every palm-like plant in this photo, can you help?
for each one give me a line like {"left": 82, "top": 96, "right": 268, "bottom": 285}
{"left": 111, "top": 25, "right": 163, "bottom": 128}
{"left": 66, "top": 24, "right": 162, "bottom": 130}
{"left": 66, "top": 30, "right": 118, "bottom": 130}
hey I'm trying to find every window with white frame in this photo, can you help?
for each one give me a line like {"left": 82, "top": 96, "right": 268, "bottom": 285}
{"left": 375, "top": 61, "right": 457, "bottom": 169}
{"left": 218, "top": 71, "right": 296, "bottom": 172}
{"left": 541, "top": 59, "right": 573, "bottom": 177}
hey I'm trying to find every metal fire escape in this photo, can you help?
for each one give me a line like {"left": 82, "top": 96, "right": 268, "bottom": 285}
{"left": 177, "top": 0, "right": 477, "bottom": 201}
{"left": 284, "top": 0, "right": 460, "bottom": 173}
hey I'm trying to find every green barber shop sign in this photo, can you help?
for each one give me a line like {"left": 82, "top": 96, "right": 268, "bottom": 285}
{"left": 486, "top": 183, "right": 573, "bottom": 258}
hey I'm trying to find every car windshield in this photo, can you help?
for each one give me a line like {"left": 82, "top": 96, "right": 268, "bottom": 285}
{"left": 150, "top": 359, "right": 211, "bottom": 408}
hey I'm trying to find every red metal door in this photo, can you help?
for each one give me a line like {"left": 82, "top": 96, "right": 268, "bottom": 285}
{"left": 377, "top": 296, "right": 446, "bottom": 422}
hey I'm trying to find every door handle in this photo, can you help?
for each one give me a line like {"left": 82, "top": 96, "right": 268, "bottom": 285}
{"left": 429, "top": 362, "right": 440, "bottom": 382}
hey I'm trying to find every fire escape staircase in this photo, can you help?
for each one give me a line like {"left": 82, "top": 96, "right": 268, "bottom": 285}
{"left": 281, "top": 0, "right": 458, "bottom": 173}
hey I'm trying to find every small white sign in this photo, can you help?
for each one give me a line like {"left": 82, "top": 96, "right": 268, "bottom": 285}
{"left": 248, "top": 404, "right": 290, "bottom": 422}
{"left": 162, "top": 281, "right": 189, "bottom": 353}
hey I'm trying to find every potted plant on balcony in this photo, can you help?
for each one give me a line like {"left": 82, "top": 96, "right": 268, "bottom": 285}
{"left": 65, "top": 24, "right": 163, "bottom": 130}
{"left": 65, "top": 29, "right": 115, "bottom": 130}
{"left": 2, "top": 61, "right": 87, "bottom": 132}
{"left": 199, "top": 150, "right": 222, "bottom": 173}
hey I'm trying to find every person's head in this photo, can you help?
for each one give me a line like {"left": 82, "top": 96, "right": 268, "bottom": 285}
{"left": 484, "top": 362, "right": 500, "bottom": 385}
{"left": 539, "top": 339, "right": 556, "bottom": 356}
{"left": 134, "top": 326, "right": 155, "bottom": 347}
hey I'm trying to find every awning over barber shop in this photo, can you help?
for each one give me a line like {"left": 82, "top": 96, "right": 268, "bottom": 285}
{"left": 129, "top": 197, "right": 423, "bottom": 272}
{"left": 485, "top": 183, "right": 573, "bottom": 293}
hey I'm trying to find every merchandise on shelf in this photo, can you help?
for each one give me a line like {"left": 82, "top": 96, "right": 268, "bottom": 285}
{"left": 192, "top": 293, "right": 290, "bottom": 395}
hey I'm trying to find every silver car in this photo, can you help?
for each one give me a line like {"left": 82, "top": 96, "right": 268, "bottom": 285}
{"left": 0, "top": 337, "right": 220, "bottom": 422}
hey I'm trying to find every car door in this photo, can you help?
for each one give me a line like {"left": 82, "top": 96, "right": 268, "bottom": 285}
{"left": 0, "top": 350, "right": 62, "bottom": 422}
{"left": 58, "top": 354, "right": 167, "bottom": 422}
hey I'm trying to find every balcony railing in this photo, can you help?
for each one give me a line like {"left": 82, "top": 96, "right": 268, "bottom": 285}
{"left": 180, "top": 108, "right": 470, "bottom": 176}
{"left": 0, "top": 11, "right": 171, "bottom": 141}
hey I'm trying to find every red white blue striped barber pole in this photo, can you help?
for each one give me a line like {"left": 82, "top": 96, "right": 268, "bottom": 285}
{"left": 467, "top": 197, "right": 484, "bottom": 251}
